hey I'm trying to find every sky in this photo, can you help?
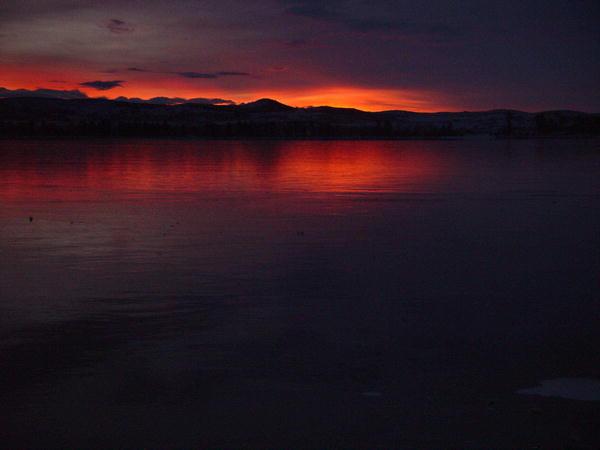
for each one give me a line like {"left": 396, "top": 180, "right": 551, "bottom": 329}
{"left": 0, "top": 0, "right": 599, "bottom": 111}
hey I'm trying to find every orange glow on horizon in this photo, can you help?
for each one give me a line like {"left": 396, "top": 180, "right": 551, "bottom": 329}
{"left": 0, "top": 64, "right": 453, "bottom": 112}
{"left": 231, "top": 87, "right": 451, "bottom": 112}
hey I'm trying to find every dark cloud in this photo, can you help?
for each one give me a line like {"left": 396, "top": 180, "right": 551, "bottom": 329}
{"left": 105, "top": 18, "right": 134, "bottom": 34}
{"left": 268, "top": 65, "right": 289, "bottom": 72}
{"left": 80, "top": 80, "right": 124, "bottom": 90}
{"left": 186, "top": 97, "right": 235, "bottom": 105}
{"left": 1, "top": 0, "right": 598, "bottom": 111}
{"left": 101, "top": 67, "right": 152, "bottom": 74}
{"left": 0, "top": 86, "right": 235, "bottom": 105}
{"left": 103, "top": 68, "right": 251, "bottom": 79}
{"left": 216, "top": 71, "right": 251, "bottom": 76}
{"left": 0, "top": 87, "right": 88, "bottom": 100}
{"left": 177, "top": 71, "right": 250, "bottom": 79}
{"left": 284, "top": 0, "right": 459, "bottom": 39}
{"left": 115, "top": 96, "right": 235, "bottom": 105}
{"left": 178, "top": 72, "right": 218, "bottom": 79}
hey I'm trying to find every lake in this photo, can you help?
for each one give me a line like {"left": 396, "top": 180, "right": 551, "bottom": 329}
{"left": 1, "top": 139, "right": 599, "bottom": 448}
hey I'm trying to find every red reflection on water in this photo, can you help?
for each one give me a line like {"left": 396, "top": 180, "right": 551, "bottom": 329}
{"left": 0, "top": 140, "right": 453, "bottom": 202}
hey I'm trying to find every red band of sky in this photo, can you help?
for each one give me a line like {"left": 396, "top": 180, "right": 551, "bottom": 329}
{"left": 1, "top": 0, "right": 598, "bottom": 112}
{"left": 0, "top": 64, "right": 453, "bottom": 112}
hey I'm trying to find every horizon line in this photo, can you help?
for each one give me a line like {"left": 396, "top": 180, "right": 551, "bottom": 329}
{"left": 0, "top": 93, "right": 597, "bottom": 116}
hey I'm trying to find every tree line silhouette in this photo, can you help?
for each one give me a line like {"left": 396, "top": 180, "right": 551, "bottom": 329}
{"left": 0, "top": 119, "right": 467, "bottom": 138}
{"left": 0, "top": 98, "right": 598, "bottom": 138}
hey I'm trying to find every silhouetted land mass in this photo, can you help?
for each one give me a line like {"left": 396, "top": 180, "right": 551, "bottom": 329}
{"left": 1, "top": 97, "right": 599, "bottom": 138}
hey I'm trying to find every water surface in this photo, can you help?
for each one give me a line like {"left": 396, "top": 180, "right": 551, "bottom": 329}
{"left": 1, "top": 139, "right": 599, "bottom": 448}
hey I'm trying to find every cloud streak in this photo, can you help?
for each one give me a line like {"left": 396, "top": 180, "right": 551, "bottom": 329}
{"left": 80, "top": 80, "right": 124, "bottom": 90}
{"left": 176, "top": 71, "right": 251, "bottom": 79}
{"left": 107, "top": 68, "right": 252, "bottom": 79}
{"left": 283, "top": 0, "right": 459, "bottom": 39}
{"left": 0, "top": 0, "right": 598, "bottom": 111}
{"left": 0, "top": 86, "right": 235, "bottom": 106}
{"left": 115, "top": 96, "right": 235, "bottom": 105}
{"left": 105, "top": 19, "right": 134, "bottom": 34}
{"left": 0, "top": 87, "right": 88, "bottom": 100}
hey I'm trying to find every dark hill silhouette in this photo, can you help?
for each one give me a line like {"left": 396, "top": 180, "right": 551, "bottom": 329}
{"left": 0, "top": 97, "right": 598, "bottom": 138}
{"left": 238, "top": 98, "right": 295, "bottom": 112}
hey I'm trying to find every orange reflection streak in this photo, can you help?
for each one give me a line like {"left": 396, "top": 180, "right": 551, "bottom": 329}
{"left": 0, "top": 141, "right": 454, "bottom": 202}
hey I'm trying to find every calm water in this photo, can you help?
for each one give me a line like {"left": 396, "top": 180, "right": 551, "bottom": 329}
{"left": 1, "top": 139, "right": 599, "bottom": 448}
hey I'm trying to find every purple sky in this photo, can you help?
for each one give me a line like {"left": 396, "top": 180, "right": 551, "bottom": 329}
{"left": 0, "top": 0, "right": 598, "bottom": 111}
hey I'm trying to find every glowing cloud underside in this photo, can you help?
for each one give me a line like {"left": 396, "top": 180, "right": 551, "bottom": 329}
{"left": 0, "top": 0, "right": 598, "bottom": 112}
{"left": 0, "top": 64, "right": 451, "bottom": 111}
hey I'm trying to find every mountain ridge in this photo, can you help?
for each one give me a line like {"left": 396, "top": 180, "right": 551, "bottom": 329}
{"left": 1, "top": 96, "right": 598, "bottom": 138}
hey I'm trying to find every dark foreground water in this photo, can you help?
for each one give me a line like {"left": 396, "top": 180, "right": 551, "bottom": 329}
{"left": 1, "top": 139, "right": 599, "bottom": 448}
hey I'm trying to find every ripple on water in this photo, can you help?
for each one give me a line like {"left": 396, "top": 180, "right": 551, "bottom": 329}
{"left": 518, "top": 378, "right": 600, "bottom": 401}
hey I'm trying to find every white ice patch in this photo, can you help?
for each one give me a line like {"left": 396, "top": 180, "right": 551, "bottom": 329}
{"left": 518, "top": 378, "right": 600, "bottom": 402}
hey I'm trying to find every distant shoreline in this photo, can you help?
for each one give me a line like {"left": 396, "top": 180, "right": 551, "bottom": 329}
{"left": 2, "top": 135, "right": 599, "bottom": 142}
{"left": 1, "top": 97, "right": 599, "bottom": 139}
